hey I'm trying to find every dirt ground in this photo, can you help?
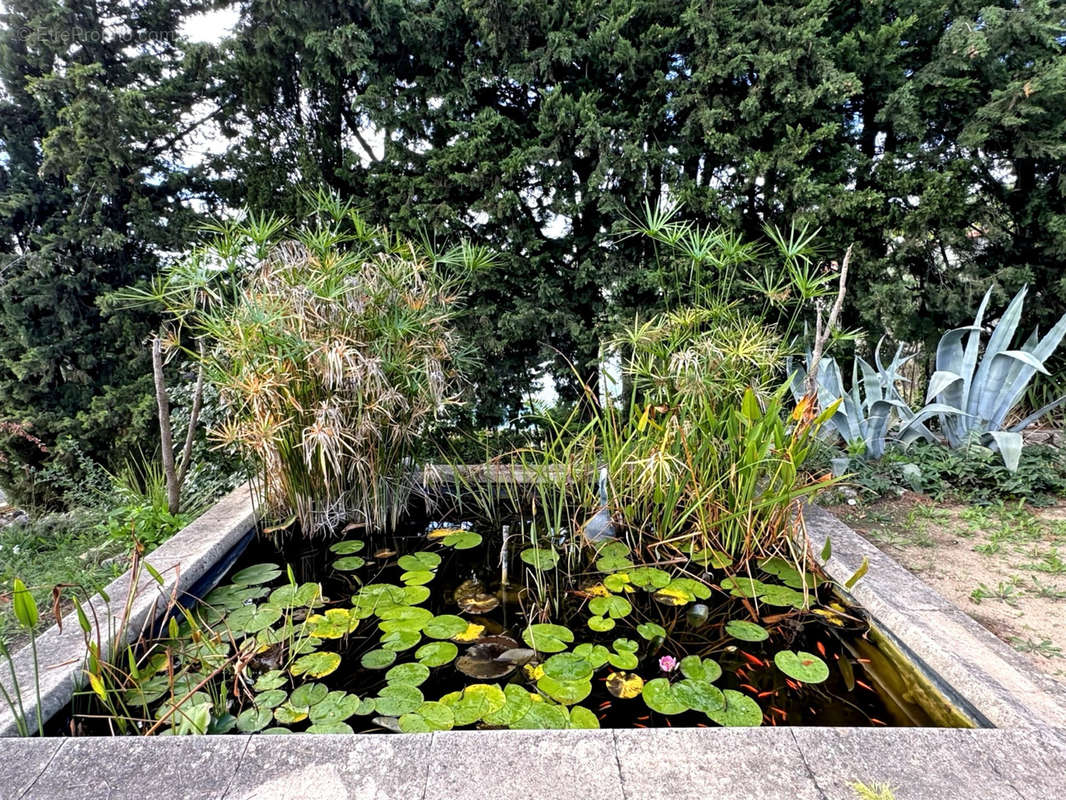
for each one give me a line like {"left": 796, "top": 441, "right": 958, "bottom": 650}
{"left": 830, "top": 493, "right": 1066, "bottom": 687}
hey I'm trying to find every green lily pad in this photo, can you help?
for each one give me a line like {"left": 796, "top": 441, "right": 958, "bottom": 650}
{"left": 400, "top": 570, "right": 436, "bottom": 586}
{"left": 482, "top": 684, "right": 534, "bottom": 727}
{"left": 226, "top": 604, "right": 283, "bottom": 634}
{"left": 607, "top": 638, "right": 639, "bottom": 670}
{"left": 774, "top": 650, "right": 830, "bottom": 683}
{"left": 442, "top": 531, "right": 482, "bottom": 550}
{"left": 690, "top": 548, "right": 732, "bottom": 569}
{"left": 375, "top": 684, "right": 424, "bottom": 716}
{"left": 402, "top": 585, "right": 432, "bottom": 605}
{"left": 253, "top": 670, "right": 287, "bottom": 691}
{"left": 589, "top": 594, "right": 632, "bottom": 619}
{"left": 398, "top": 551, "right": 442, "bottom": 571}
{"left": 636, "top": 622, "right": 667, "bottom": 641}
{"left": 758, "top": 584, "right": 808, "bottom": 608}
{"left": 673, "top": 679, "right": 725, "bottom": 713}
{"left": 679, "top": 655, "right": 722, "bottom": 683}
{"left": 568, "top": 705, "right": 600, "bottom": 729}
{"left": 361, "top": 648, "right": 397, "bottom": 669}
{"left": 236, "top": 706, "right": 273, "bottom": 732}
{"left": 309, "top": 691, "right": 361, "bottom": 724}
{"left": 386, "top": 662, "right": 431, "bottom": 686}
{"left": 290, "top": 651, "right": 342, "bottom": 678}
{"left": 232, "top": 563, "right": 282, "bottom": 586}
{"left": 509, "top": 701, "right": 570, "bottom": 729}
{"left": 588, "top": 615, "right": 615, "bottom": 632}
{"left": 330, "top": 539, "right": 365, "bottom": 555}
{"left": 537, "top": 675, "right": 592, "bottom": 705}
{"left": 662, "top": 577, "right": 712, "bottom": 601}
{"left": 352, "top": 583, "right": 406, "bottom": 614}
{"left": 290, "top": 682, "right": 329, "bottom": 709}
{"left": 261, "top": 726, "right": 291, "bottom": 735}
{"left": 522, "top": 623, "right": 574, "bottom": 653}
{"left": 306, "top": 721, "right": 354, "bottom": 734}
{"left": 399, "top": 701, "right": 455, "bottom": 732}
{"left": 254, "top": 689, "right": 288, "bottom": 709}
{"left": 706, "top": 689, "right": 763, "bottom": 727}
{"left": 423, "top": 614, "right": 469, "bottom": 639}
{"left": 441, "top": 683, "right": 507, "bottom": 726}
{"left": 378, "top": 605, "right": 434, "bottom": 632}
{"left": 641, "top": 678, "right": 687, "bottom": 715}
{"left": 415, "top": 641, "right": 458, "bottom": 667}
{"left": 627, "top": 567, "right": 672, "bottom": 590}
{"left": 572, "top": 643, "right": 611, "bottom": 668}
{"left": 542, "top": 652, "right": 595, "bottom": 681}
{"left": 333, "top": 556, "right": 366, "bottom": 571}
{"left": 725, "top": 619, "right": 770, "bottom": 642}
{"left": 381, "top": 629, "right": 422, "bottom": 651}
{"left": 267, "top": 582, "right": 323, "bottom": 609}
{"left": 520, "top": 548, "right": 560, "bottom": 569}
{"left": 205, "top": 584, "right": 268, "bottom": 610}
{"left": 595, "top": 542, "right": 634, "bottom": 572}
{"left": 720, "top": 577, "right": 767, "bottom": 598}
{"left": 603, "top": 573, "right": 632, "bottom": 593}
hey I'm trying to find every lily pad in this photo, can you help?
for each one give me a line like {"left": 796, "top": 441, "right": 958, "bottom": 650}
{"left": 627, "top": 567, "right": 672, "bottom": 590}
{"left": 636, "top": 622, "right": 667, "bottom": 641}
{"left": 522, "top": 623, "right": 574, "bottom": 653}
{"left": 378, "top": 605, "right": 434, "bottom": 632}
{"left": 603, "top": 573, "right": 633, "bottom": 593}
{"left": 399, "top": 701, "right": 455, "bottom": 732}
{"left": 774, "top": 650, "right": 830, "bottom": 683}
{"left": 398, "top": 551, "right": 442, "bottom": 571}
{"left": 381, "top": 629, "right": 422, "bottom": 651}
{"left": 402, "top": 585, "right": 432, "bottom": 605}
{"left": 454, "top": 579, "right": 499, "bottom": 614}
{"left": 386, "top": 662, "right": 431, "bottom": 686}
{"left": 673, "top": 679, "right": 725, "bottom": 713}
{"left": 482, "top": 684, "right": 534, "bottom": 727}
{"left": 725, "top": 619, "right": 770, "bottom": 642}
{"left": 236, "top": 706, "right": 273, "bottom": 732}
{"left": 374, "top": 684, "right": 425, "bottom": 716}
{"left": 542, "top": 652, "right": 594, "bottom": 681}
{"left": 509, "top": 701, "right": 570, "bottom": 729}
{"left": 758, "top": 584, "right": 808, "bottom": 608}
{"left": 309, "top": 691, "right": 361, "bottom": 724}
{"left": 361, "top": 648, "right": 397, "bottom": 670}
{"left": 290, "top": 682, "right": 329, "bottom": 709}
{"left": 307, "top": 608, "right": 358, "bottom": 639}
{"left": 253, "top": 670, "right": 287, "bottom": 691}
{"left": 423, "top": 614, "right": 469, "bottom": 639}
{"left": 720, "top": 576, "right": 767, "bottom": 599}
{"left": 568, "top": 705, "right": 600, "bottom": 729}
{"left": 441, "top": 683, "right": 507, "bottom": 726}
{"left": 274, "top": 702, "right": 308, "bottom": 725}
{"left": 254, "top": 689, "right": 288, "bottom": 709}
{"left": 690, "top": 548, "right": 732, "bottom": 569}
{"left": 606, "top": 671, "right": 645, "bottom": 699}
{"left": 232, "top": 563, "right": 282, "bottom": 586}
{"left": 589, "top": 594, "right": 632, "bottom": 619}
{"left": 400, "top": 570, "right": 436, "bottom": 586}
{"left": 537, "top": 674, "right": 592, "bottom": 705}
{"left": 415, "top": 641, "right": 458, "bottom": 667}
{"left": 607, "top": 638, "right": 639, "bottom": 670}
{"left": 706, "top": 689, "right": 763, "bottom": 727}
{"left": 267, "top": 582, "right": 323, "bottom": 609}
{"left": 329, "top": 539, "right": 365, "bottom": 555}
{"left": 453, "top": 622, "right": 485, "bottom": 642}
{"left": 333, "top": 556, "right": 367, "bottom": 571}
{"left": 679, "top": 655, "right": 722, "bottom": 683}
{"left": 595, "top": 542, "right": 634, "bottom": 572}
{"left": 226, "top": 604, "right": 283, "bottom": 634}
{"left": 520, "top": 548, "right": 560, "bottom": 569}
{"left": 441, "top": 531, "right": 482, "bottom": 550}
{"left": 205, "top": 584, "right": 268, "bottom": 610}
{"left": 456, "top": 640, "right": 523, "bottom": 679}
{"left": 306, "top": 721, "right": 355, "bottom": 734}
{"left": 588, "top": 615, "right": 615, "bottom": 632}
{"left": 572, "top": 643, "right": 611, "bottom": 668}
{"left": 641, "top": 678, "right": 687, "bottom": 715}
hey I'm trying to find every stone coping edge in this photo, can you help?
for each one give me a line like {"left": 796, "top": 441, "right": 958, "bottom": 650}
{"left": 0, "top": 483, "right": 258, "bottom": 737}
{"left": 2, "top": 726, "right": 1065, "bottom": 800}
{"left": 805, "top": 504, "right": 1066, "bottom": 728}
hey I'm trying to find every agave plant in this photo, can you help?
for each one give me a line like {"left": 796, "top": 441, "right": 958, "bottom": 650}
{"left": 926, "top": 285, "right": 1066, "bottom": 470}
{"left": 789, "top": 341, "right": 942, "bottom": 459}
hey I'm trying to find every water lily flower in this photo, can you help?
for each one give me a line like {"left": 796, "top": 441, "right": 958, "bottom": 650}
{"left": 658, "top": 655, "right": 678, "bottom": 673}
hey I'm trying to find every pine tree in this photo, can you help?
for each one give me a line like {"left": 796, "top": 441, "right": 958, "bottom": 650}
{"left": 0, "top": 0, "right": 219, "bottom": 503}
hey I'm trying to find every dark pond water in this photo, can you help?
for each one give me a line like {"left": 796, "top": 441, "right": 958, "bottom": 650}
{"left": 58, "top": 495, "right": 940, "bottom": 735}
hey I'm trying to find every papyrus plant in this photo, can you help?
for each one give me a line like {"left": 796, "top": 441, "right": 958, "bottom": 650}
{"left": 143, "top": 193, "right": 479, "bottom": 534}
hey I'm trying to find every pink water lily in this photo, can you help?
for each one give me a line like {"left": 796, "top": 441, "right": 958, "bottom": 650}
{"left": 658, "top": 655, "right": 678, "bottom": 673}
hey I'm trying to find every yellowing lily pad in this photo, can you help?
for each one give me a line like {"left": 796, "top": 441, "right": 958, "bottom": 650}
{"left": 290, "top": 651, "right": 341, "bottom": 678}
{"left": 606, "top": 671, "right": 645, "bottom": 699}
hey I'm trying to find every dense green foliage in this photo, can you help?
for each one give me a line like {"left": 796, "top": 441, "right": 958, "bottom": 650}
{"left": 0, "top": 0, "right": 1064, "bottom": 501}
{"left": 0, "top": 0, "right": 218, "bottom": 503}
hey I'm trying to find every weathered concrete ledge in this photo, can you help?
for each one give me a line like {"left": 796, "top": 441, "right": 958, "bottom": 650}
{"left": 1, "top": 727, "right": 1064, "bottom": 800}
{"left": 806, "top": 504, "right": 1066, "bottom": 728}
{"left": 0, "top": 483, "right": 257, "bottom": 737}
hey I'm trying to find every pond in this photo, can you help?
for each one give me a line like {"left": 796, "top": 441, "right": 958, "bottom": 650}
{"left": 57, "top": 491, "right": 940, "bottom": 735}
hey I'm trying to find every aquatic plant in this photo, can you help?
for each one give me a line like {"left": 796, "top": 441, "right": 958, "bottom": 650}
{"left": 133, "top": 191, "right": 484, "bottom": 534}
